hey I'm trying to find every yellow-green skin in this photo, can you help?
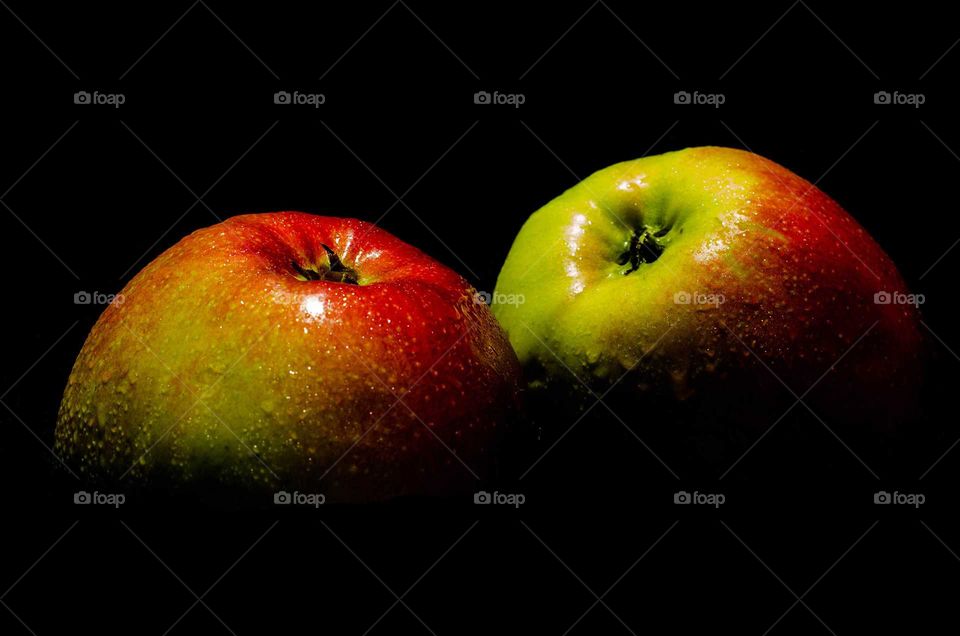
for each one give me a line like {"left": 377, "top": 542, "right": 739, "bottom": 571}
{"left": 493, "top": 147, "right": 921, "bottom": 430}
{"left": 55, "top": 213, "right": 521, "bottom": 501}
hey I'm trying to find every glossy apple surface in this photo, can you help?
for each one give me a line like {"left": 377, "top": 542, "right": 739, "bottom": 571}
{"left": 56, "top": 212, "right": 521, "bottom": 501}
{"left": 493, "top": 147, "right": 922, "bottom": 457}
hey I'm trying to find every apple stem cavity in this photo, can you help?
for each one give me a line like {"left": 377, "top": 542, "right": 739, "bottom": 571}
{"left": 617, "top": 227, "right": 665, "bottom": 274}
{"left": 291, "top": 244, "right": 360, "bottom": 284}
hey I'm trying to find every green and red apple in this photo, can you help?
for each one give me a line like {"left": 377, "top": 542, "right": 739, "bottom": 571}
{"left": 493, "top": 147, "right": 922, "bottom": 459}
{"left": 56, "top": 213, "right": 521, "bottom": 501}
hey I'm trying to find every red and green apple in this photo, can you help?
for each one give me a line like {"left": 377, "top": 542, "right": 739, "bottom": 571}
{"left": 492, "top": 147, "right": 922, "bottom": 457}
{"left": 55, "top": 212, "right": 521, "bottom": 501}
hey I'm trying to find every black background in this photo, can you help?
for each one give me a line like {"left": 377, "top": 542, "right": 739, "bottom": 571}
{"left": 2, "top": 1, "right": 960, "bottom": 633}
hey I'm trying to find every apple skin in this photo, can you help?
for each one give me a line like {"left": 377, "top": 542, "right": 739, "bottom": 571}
{"left": 493, "top": 147, "right": 922, "bottom": 461}
{"left": 55, "top": 212, "right": 521, "bottom": 501}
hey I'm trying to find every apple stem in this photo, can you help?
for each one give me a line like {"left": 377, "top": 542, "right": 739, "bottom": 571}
{"left": 290, "top": 244, "right": 359, "bottom": 284}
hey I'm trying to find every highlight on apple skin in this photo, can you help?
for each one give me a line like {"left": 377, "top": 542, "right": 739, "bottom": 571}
{"left": 492, "top": 146, "right": 923, "bottom": 457}
{"left": 55, "top": 212, "right": 522, "bottom": 502}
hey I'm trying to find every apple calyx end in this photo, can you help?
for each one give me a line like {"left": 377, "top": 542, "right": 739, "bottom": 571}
{"left": 617, "top": 226, "right": 666, "bottom": 274}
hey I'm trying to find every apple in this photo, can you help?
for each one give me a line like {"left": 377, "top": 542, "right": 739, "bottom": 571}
{"left": 55, "top": 212, "right": 521, "bottom": 501}
{"left": 492, "top": 147, "right": 922, "bottom": 466}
